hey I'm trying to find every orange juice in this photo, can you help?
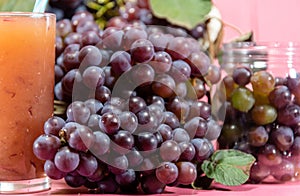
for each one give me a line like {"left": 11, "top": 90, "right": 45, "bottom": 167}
{"left": 0, "top": 12, "right": 55, "bottom": 192}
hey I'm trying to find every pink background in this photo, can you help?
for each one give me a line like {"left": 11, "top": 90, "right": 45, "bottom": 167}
{"left": 214, "top": 0, "right": 300, "bottom": 43}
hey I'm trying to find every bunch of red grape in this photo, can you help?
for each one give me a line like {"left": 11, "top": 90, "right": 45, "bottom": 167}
{"left": 33, "top": 7, "right": 222, "bottom": 194}
{"left": 218, "top": 66, "right": 300, "bottom": 183}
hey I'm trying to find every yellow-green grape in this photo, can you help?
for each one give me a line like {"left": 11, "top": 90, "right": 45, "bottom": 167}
{"left": 250, "top": 70, "right": 275, "bottom": 96}
{"left": 251, "top": 105, "right": 277, "bottom": 125}
{"left": 222, "top": 75, "right": 238, "bottom": 101}
{"left": 231, "top": 87, "right": 255, "bottom": 112}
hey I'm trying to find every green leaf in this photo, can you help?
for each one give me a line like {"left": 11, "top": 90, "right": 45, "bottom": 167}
{"left": 214, "top": 164, "right": 249, "bottom": 186}
{"left": 201, "top": 149, "right": 256, "bottom": 186}
{"left": 212, "top": 149, "right": 256, "bottom": 166}
{"left": 149, "top": 0, "right": 212, "bottom": 30}
{"left": 0, "top": 0, "right": 36, "bottom": 12}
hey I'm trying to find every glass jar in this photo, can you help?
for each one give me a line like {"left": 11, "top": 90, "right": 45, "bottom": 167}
{"left": 217, "top": 42, "right": 300, "bottom": 183}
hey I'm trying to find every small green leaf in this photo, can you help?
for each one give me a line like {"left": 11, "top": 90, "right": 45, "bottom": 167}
{"left": 149, "top": 0, "right": 212, "bottom": 30}
{"left": 201, "top": 149, "right": 256, "bottom": 186}
{"left": 0, "top": 0, "right": 36, "bottom": 12}
{"left": 212, "top": 149, "right": 256, "bottom": 166}
{"left": 214, "top": 164, "right": 249, "bottom": 186}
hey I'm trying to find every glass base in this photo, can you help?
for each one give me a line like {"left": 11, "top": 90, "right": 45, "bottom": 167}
{"left": 0, "top": 176, "right": 50, "bottom": 194}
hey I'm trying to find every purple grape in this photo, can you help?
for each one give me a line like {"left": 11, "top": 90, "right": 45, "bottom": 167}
{"left": 191, "top": 138, "right": 214, "bottom": 163}
{"left": 172, "top": 128, "right": 190, "bottom": 143}
{"left": 149, "top": 51, "right": 172, "bottom": 73}
{"left": 268, "top": 85, "right": 292, "bottom": 109}
{"left": 78, "top": 45, "right": 102, "bottom": 67}
{"left": 156, "top": 162, "right": 178, "bottom": 184}
{"left": 118, "top": 111, "right": 138, "bottom": 133}
{"left": 111, "top": 130, "right": 135, "bottom": 154}
{"left": 110, "top": 51, "right": 132, "bottom": 77}
{"left": 66, "top": 101, "right": 91, "bottom": 124}
{"left": 136, "top": 132, "right": 158, "bottom": 152}
{"left": 232, "top": 66, "right": 252, "bottom": 86}
{"left": 184, "top": 117, "right": 208, "bottom": 139}
{"left": 44, "top": 160, "right": 67, "bottom": 180}
{"left": 159, "top": 140, "right": 181, "bottom": 162}
{"left": 44, "top": 116, "right": 66, "bottom": 136}
{"left": 90, "top": 131, "right": 110, "bottom": 157}
{"left": 76, "top": 153, "right": 98, "bottom": 177}
{"left": 82, "top": 66, "right": 105, "bottom": 89}
{"left": 140, "top": 174, "right": 166, "bottom": 194}
{"left": 130, "top": 39, "right": 154, "bottom": 63}
{"left": 271, "top": 126, "right": 294, "bottom": 151}
{"left": 178, "top": 141, "right": 196, "bottom": 161}
{"left": 33, "top": 134, "right": 61, "bottom": 160}
{"left": 99, "top": 111, "right": 121, "bottom": 135}
{"left": 102, "top": 27, "right": 124, "bottom": 51}
{"left": 54, "top": 146, "right": 80, "bottom": 173}
{"left": 64, "top": 174, "right": 86, "bottom": 188}
{"left": 249, "top": 161, "right": 271, "bottom": 183}
{"left": 176, "top": 161, "right": 197, "bottom": 185}
{"left": 68, "top": 125, "right": 95, "bottom": 152}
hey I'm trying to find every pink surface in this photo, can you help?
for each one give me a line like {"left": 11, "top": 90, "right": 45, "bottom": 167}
{"left": 1, "top": 179, "right": 300, "bottom": 196}
{"left": 214, "top": 0, "right": 300, "bottom": 42}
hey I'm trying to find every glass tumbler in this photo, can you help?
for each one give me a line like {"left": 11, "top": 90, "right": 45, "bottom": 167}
{"left": 218, "top": 42, "right": 300, "bottom": 183}
{"left": 0, "top": 12, "right": 56, "bottom": 193}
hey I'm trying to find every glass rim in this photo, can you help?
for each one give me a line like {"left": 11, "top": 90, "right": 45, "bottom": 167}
{"left": 0, "top": 12, "right": 55, "bottom": 17}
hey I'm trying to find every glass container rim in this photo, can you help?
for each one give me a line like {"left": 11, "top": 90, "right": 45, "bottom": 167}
{"left": 0, "top": 12, "right": 55, "bottom": 18}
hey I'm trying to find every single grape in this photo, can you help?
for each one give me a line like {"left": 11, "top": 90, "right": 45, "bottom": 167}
{"left": 76, "top": 153, "right": 98, "bottom": 177}
{"left": 149, "top": 51, "right": 172, "bottom": 74}
{"left": 231, "top": 87, "right": 255, "bottom": 112}
{"left": 90, "top": 131, "right": 110, "bottom": 157}
{"left": 167, "top": 37, "right": 191, "bottom": 60}
{"left": 99, "top": 111, "right": 121, "bottom": 135}
{"left": 64, "top": 174, "right": 87, "bottom": 188}
{"left": 162, "top": 111, "right": 180, "bottom": 129}
{"left": 172, "top": 128, "right": 190, "bottom": 143}
{"left": 250, "top": 70, "right": 275, "bottom": 95}
{"left": 249, "top": 161, "right": 271, "bottom": 183}
{"left": 188, "top": 51, "right": 210, "bottom": 77}
{"left": 111, "top": 130, "right": 135, "bottom": 154}
{"left": 96, "top": 174, "right": 119, "bottom": 193}
{"left": 81, "top": 30, "right": 102, "bottom": 47}
{"left": 191, "top": 138, "right": 214, "bottom": 163}
{"left": 115, "top": 169, "right": 137, "bottom": 186}
{"left": 136, "top": 132, "right": 158, "bottom": 152}
{"left": 130, "top": 63, "right": 155, "bottom": 87}
{"left": 110, "top": 51, "right": 132, "bottom": 77}
{"left": 130, "top": 39, "right": 155, "bottom": 63}
{"left": 82, "top": 66, "right": 105, "bottom": 89}
{"left": 277, "top": 104, "right": 300, "bottom": 126}
{"left": 33, "top": 134, "right": 61, "bottom": 160}
{"left": 232, "top": 66, "right": 252, "bottom": 86}
{"left": 44, "top": 116, "right": 66, "bottom": 136}
{"left": 205, "top": 119, "right": 222, "bottom": 141}
{"left": 178, "top": 141, "right": 196, "bottom": 161}
{"left": 268, "top": 85, "right": 292, "bottom": 109}
{"left": 140, "top": 174, "right": 166, "bottom": 194}
{"left": 248, "top": 126, "right": 269, "bottom": 147}
{"left": 54, "top": 146, "right": 80, "bottom": 173}
{"left": 159, "top": 140, "right": 181, "bottom": 162}
{"left": 118, "top": 111, "right": 138, "bottom": 133}
{"left": 151, "top": 73, "right": 176, "bottom": 99}
{"left": 257, "top": 144, "right": 282, "bottom": 166}
{"left": 67, "top": 124, "right": 95, "bottom": 152}
{"left": 184, "top": 116, "right": 208, "bottom": 139}
{"left": 156, "top": 162, "right": 178, "bottom": 184}
{"left": 128, "top": 96, "right": 147, "bottom": 114}
{"left": 78, "top": 45, "right": 102, "bottom": 67}
{"left": 44, "top": 160, "right": 67, "bottom": 180}
{"left": 84, "top": 98, "right": 103, "bottom": 114}
{"left": 251, "top": 105, "right": 277, "bottom": 125}
{"left": 176, "top": 161, "right": 197, "bottom": 185}
{"left": 156, "top": 124, "right": 173, "bottom": 141}
{"left": 271, "top": 159, "right": 295, "bottom": 182}
{"left": 271, "top": 126, "right": 294, "bottom": 152}
{"left": 66, "top": 101, "right": 91, "bottom": 124}
{"left": 102, "top": 27, "right": 124, "bottom": 51}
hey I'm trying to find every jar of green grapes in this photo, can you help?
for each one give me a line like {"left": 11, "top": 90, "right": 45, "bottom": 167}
{"left": 217, "top": 42, "right": 300, "bottom": 183}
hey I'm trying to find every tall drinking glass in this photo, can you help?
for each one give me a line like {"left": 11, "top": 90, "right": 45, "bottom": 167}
{"left": 0, "top": 12, "right": 56, "bottom": 193}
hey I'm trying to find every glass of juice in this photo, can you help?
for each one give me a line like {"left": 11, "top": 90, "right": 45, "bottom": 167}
{"left": 0, "top": 12, "right": 55, "bottom": 193}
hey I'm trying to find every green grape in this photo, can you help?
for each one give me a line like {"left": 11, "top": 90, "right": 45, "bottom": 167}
{"left": 251, "top": 105, "right": 277, "bottom": 125}
{"left": 231, "top": 87, "right": 255, "bottom": 112}
{"left": 218, "top": 123, "right": 243, "bottom": 148}
{"left": 222, "top": 75, "right": 238, "bottom": 101}
{"left": 250, "top": 70, "right": 275, "bottom": 96}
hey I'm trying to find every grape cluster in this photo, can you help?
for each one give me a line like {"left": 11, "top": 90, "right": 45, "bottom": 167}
{"left": 218, "top": 66, "right": 300, "bottom": 183}
{"left": 33, "top": 8, "right": 222, "bottom": 194}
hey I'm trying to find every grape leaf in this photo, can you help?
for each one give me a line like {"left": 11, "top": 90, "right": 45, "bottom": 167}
{"left": 0, "top": 0, "right": 36, "bottom": 12}
{"left": 201, "top": 149, "right": 256, "bottom": 186}
{"left": 149, "top": 0, "right": 212, "bottom": 30}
